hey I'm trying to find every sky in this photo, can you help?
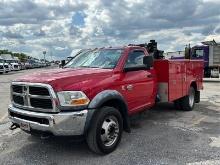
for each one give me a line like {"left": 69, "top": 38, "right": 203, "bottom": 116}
{"left": 0, "top": 0, "right": 220, "bottom": 60}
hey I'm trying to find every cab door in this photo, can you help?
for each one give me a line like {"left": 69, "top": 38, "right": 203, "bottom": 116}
{"left": 120, "top": 50, "right": 155, "bottom": 114}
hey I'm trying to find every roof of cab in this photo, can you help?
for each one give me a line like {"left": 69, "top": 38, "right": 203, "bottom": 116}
{"left": 99, "top": 45, "right": 143, "bottom": 50}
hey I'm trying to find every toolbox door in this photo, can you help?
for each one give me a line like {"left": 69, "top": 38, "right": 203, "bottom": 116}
{"left": 169, "top": 62, "right": 183, "bottom": 101}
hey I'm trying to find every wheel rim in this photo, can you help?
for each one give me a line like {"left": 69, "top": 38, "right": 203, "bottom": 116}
{"left": 189, "top": 88, "right": 195, "bottom": 108}
{"left": 100, "top": 115, "right": 119, "bottom": 147}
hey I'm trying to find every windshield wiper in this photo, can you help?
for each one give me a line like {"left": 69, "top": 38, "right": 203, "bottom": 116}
{"left": 80, "top": 66, "right": 100, "bottom": 68}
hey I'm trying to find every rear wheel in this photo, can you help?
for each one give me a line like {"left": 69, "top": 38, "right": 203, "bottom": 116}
{"left": 180, "top": 86, "right": 195, "bottom": 111}
{"left": 86, "top": 106, "right": 123, "bottom": 154}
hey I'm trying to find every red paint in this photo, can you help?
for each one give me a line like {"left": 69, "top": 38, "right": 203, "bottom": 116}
{"left": 15, "top": 47, "right": 203, "bottom": 115}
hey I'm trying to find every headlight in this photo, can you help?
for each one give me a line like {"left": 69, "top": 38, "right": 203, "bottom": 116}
{"left": 57, "top": 91, "right": 90, "bottom": 107}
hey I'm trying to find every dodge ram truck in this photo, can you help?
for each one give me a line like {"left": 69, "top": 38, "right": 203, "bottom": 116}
{"left": 8, "top": 46, "right": 203, "bottom": 154}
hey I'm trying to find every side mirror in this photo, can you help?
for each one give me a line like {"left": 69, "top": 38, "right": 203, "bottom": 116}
{"left": 143, "top": 56, "right": 153, "bottom": 70}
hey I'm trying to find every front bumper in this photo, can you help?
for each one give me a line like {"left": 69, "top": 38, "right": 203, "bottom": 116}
{"left": 5, "top": 68, "right": 10, "bottom": 72}
{"left": 8, "top": 105, "right": 88, "bottom": 136}
{"left": 11, "top": 67, "right": 20, "bottom": 71}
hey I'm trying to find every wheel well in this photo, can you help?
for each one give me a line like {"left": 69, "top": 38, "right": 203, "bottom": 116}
{"left": 191, "top": 81, "right": 197, "bottom": 91}
{"left": 100, "top": 99, "right": 130, "bottom": 132}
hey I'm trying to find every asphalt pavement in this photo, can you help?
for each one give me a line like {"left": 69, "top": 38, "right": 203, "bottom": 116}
{"left": 0, "top": 68, "right": 220, "bottom": 165}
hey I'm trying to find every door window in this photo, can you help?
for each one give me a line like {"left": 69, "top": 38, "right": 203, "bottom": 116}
{"left": 125, "top": 51, "right": 145, "bottom": 68}
{"left": 194, "top": 49, "right": 204, "bottom": 58}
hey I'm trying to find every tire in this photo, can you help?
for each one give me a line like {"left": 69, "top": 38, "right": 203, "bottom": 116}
{"left": 174, "top": 99, "right": 182, "bottom": 110}
{"left": 86, "top": 106, "right": 123, "bottom": 154}
{"left": 180, "top": 86, "right": 195, "bottom": 111}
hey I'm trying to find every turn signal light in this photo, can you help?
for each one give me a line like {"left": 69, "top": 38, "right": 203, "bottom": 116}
{"left": 70, "top": 98, "right": 90, "bottom": 106}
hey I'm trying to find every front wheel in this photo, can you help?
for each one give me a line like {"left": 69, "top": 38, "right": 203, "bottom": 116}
{"left": 180, "top": 86, "right": 195, "bottom": 111}
{"left": 86, "top": 106, "right": 123, "bottom": 154}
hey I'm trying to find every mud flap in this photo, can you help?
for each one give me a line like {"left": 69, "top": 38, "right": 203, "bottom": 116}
{"left": 195, "top": 90, "right": 200, "bottom": 103}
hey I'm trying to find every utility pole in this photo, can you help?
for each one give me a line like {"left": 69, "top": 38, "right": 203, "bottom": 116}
{"left": 43, "top": 51, "right": 46, "bottom": 63}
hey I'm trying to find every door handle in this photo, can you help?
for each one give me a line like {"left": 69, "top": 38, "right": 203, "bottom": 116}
{"left": 147, "top": 74, "right": 153, "bottom": 78}
{"left": 126, "top": 84, "right": 133, "bottom": 91}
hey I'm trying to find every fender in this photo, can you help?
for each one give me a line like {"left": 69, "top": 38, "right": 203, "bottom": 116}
{"left": 85, "top": 90, "right": 131, "bottom": 133}
{"left": 88, "top": 90, "right": 127, "bottom": 109}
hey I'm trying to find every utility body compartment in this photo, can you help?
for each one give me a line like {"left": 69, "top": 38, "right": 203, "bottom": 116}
{"left": 154, "top": 59, "right": 203, "bottom": 102}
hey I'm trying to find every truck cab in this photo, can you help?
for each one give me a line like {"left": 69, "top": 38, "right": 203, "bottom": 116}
{"left": 191, "top": 42, "right": 220, "bottom": 78}
{"left": 8, "top": 46, "right": 203, "bottom": 154}
{"left": 0, "top": 57, "right": 10, "bottom": 73}
{"left": 1, "top": 54, "right": 21, "bottom": 71}
{"left": 6, "top": 59, "right": 20, "bottom": 71}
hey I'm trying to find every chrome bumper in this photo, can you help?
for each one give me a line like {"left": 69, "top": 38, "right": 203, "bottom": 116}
{"left": 8, "top": 105, "right": 88, "bottom": 136}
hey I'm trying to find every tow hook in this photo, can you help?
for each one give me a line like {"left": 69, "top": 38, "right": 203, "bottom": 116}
{"left": 10, "top": 123, "right": 19, "bottom": 130}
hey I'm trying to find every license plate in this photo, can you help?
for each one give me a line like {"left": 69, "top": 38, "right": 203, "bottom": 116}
{"left": 20, "top": 121, "right": 30, "bottom": 131}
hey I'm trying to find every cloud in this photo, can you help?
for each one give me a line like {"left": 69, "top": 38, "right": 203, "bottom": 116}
{"left": 1, "top": 30, "right": 24, "bottom": 39}
{"left": 0, "top": 0, "right": 220, "bottom": 60}
{"left": 0, "top": 0, "right": 87, "bottom": 26}
{"left": 33, "top": 29, "right": 46, "bottom": 37}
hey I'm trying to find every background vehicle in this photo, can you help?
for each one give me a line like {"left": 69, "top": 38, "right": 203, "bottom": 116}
{"left": 0, "top": 57, "right": 6, "bottom": 74}
{"left": 1, "top": 54, "right": 20, "bottom": 71}
{"left": 24, "top": 61, "right": 33, "bottom": 69}
{"left": 164, "top": 51, "right": 185, "bottom": 59}
{"left": 190, "top": 40, "right": 220, "bottom": 78}
{"left": 13, "top": 57, "right": 24, "bottom": 70}
{"left": 27, "top": 59, "right": 38, "bottom": 68}
{"left": 0, "top": 55, "right": 10, "bottom": 73}
{"left": 8, "top": 43, "right": 203, "bottom": 154}
{"left": 19, "top": 62, "right": 26, "bottom": 70}
{"left": 164, "top": 40, "right": 220, "bottom": 78}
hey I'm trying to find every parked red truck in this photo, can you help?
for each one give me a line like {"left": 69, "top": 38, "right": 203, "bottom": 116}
{"left": 8, "top": 45, "right": 203, "bottom": 154}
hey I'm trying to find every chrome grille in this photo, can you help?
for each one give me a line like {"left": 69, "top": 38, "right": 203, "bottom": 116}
{"left": 11, "top": 82, "right": 57, "bottom": 112}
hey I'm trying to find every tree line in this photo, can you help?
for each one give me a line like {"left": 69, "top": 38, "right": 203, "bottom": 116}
{"left": 0, "top": 49, "right": 30, "bottom": 62}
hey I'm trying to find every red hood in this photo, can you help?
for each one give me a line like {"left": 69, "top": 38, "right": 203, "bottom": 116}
{"left": 14, "top": 68, "right": 113, "bottom": 92}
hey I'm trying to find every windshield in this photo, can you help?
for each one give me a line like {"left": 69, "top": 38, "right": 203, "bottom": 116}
{"left": 65, "top": 49, "right": 123, "bottom": 69}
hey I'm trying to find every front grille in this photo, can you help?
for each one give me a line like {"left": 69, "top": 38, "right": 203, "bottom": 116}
{"left": 12, "top": 85, "right": 23, "bottom": 93}
{"left": 11, "top": 83, "right": 55, "bottom": 112}
{"left": 14, "top": 65, "right": 18, "bottom": 68}
{"left": 0, "top": 65, "right": 3, "bottom": 69}
{"left": 30, "top": 98, "right": 52, "bottom": 109}
{"left": 29, "top": 86, "right": 50, "bottom": 96}
{"left": 13, "top": 95, "right": 24, "bottom": 105}
{"left": 4, "top": 65, "right": 8, "bottom": 68}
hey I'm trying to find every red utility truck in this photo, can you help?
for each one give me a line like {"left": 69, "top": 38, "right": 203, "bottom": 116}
{"left": 8, "top": 45, "right": 203, "bottom": 154}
